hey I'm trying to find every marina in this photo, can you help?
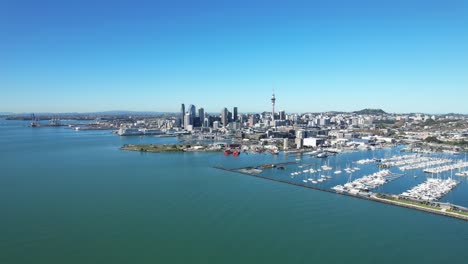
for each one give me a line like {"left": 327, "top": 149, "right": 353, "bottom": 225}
{"left": 212, "top": 145, "right": 468, "bottom": 221}
{"left": 213, "top": 163, "right": 468, "bottom": 221}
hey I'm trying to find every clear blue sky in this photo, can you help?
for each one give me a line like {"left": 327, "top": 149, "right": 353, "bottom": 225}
{"left": 1, "top": 0, "right": 467, "bottom": 114}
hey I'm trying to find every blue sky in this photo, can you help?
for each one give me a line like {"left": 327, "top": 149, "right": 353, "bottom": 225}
{"left": 1, "top": 0, "right": 467, "bottom": 114}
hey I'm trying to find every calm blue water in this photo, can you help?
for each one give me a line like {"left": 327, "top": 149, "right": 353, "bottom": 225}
{"left": 1, "top": 120, "right": 467, "bottom": 264}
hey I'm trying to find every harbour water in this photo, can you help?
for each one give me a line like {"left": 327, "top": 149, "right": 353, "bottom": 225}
{"left": 1, "top": 120, "right": 468, "bottom": 264}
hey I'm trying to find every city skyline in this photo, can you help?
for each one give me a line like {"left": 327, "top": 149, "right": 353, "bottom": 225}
{"left": 2, "top": 0, "right": 468, "bottom": 114}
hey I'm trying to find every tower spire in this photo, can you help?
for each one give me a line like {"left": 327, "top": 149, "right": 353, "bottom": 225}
{"left": 271, "top": 89, "right": 276, "bottom": 122}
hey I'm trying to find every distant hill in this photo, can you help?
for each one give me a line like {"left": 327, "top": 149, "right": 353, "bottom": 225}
{"left": 353, "top": 109, "right": 386, "bottom": 115}
{"left": 7, "top": 111, "right": 167, "bottom": 116}
{"left": 86, "top": 110, "right": 167, "bottom": 116}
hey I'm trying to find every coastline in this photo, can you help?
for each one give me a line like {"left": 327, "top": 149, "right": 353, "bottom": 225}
{"left": 121, "top": 143, "right": 222, "bottom": 153}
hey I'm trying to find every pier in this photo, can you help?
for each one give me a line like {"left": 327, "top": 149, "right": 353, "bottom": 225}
{"left": 213, "top": 164, "right": 468, "bottom": 222}
{"left": 423, "top": 161, "right": 468, "bottom": 174}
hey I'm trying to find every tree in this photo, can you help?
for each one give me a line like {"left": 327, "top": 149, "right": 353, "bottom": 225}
{"left": 424, "top": 136, "right": 441, "bottom": 143}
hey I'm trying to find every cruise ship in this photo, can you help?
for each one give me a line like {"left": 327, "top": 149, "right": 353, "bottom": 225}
{"left": 118, "top": 128, "right": 143, "bottom": 136}
{"left": 117, "top": 127, "right": 165, "bottom": 136}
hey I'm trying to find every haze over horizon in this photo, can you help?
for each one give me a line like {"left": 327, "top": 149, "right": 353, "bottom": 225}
{"left": 2, "top": 0, "right": 467, "bottom": 114}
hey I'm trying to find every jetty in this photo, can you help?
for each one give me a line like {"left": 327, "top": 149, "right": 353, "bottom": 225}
{"left": 423, "top": 161, "right": 468, "bottom": 174}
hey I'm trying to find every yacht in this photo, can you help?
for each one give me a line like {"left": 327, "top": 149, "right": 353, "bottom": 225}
{"left": 316, "top": 153, "right": 328, "bottom": 158}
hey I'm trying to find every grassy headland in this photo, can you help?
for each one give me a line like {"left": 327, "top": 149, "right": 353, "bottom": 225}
{"left": 121, "top": 144, "right": 221, "bottom": 153}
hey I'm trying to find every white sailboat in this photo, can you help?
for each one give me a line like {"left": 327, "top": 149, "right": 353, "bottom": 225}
{"left": 334, "top": 165, "right": 342, "bottom": 174}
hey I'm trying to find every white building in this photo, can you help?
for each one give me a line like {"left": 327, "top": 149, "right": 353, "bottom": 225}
{"left": 303, "top": 137, "right": 325, "bottom": 147}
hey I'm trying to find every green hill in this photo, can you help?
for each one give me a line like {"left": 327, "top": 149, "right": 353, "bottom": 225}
{"left": 354, "top": 108, "right": 386, "bottom": 115}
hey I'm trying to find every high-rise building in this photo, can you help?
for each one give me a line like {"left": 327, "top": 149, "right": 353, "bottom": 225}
{"left": 184, "top": 112, "right": 192, "bottom": 127}
{"left": 188, "top": 104, "right": 196, "bottom": 126}
{"left": 279, "top": 110, "right": 285, "bottom": 121}
{"left": 248, "top": 115, "right": 256, "bottom": 127}
{"left": 198, "top": 108, "right": 205, "bottom": 127}
{"left": 232, "top": 107, "right": 238, "bottom": 121}
{"left": 180, "top": 103, "right": 185, "bottom": 128}
{"left": 227, "top": 110, "right": 232, "bottom": 123}
{"left": 320, "top": 118, "right": 330, "bottom": 126}
{"left": 221, "top": 107, "right": 229, "bottom": 127}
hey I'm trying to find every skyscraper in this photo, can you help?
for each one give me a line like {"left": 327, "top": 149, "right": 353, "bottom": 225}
{"left": 184, "top": 112, "right": 192, "bottom": 127}
{"left": 198, "top": 107, "right": 205, "bottom": 127}
{"left": 180, "top": 103, "right": 185, "bottom": 128}
{"left": 221, "top": 107, "right": 228, "bottom": 127}
{"left": 232, "top": 107, "right": 238, "bottom": 121}
{"left": 279, "top": 110, "right": 285, "bottom": 121}
{"left": 188, "top": 104, "right": 196, "bottom": 126}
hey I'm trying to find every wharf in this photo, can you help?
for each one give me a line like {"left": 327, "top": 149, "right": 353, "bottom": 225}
{"left": 213, "top": 164, "right": 468, "bottom": 222}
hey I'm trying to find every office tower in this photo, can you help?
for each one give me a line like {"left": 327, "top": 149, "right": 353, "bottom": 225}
{"left": 232, "top": 107, "right": 238, "bottom": 121}
{"left": 181, "top": 103, "right": 185, "bottom": 128}
{"left": 188, "top": 104, "right": 196, "bottom": 126}
{"left": 184, "top": 112, "right": 192, "bottom": 128}
{"left": 279, "top": 110, "right": 285, "bottom": 121}
{"left": 198, "top": 107, "right": 205, "bottom": 127}
{"left": 221, "top": 107, "right": 228, "bottom": 127}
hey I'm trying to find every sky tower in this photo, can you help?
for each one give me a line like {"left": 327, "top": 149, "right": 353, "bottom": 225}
{"left": 271, "top": 90, "right": 276, "bottom": 121}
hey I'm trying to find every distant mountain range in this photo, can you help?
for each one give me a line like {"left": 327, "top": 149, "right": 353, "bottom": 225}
{"left": 5, "top": 111, "right": 167, "bottom": 116}
{"left": 86, "top": 110, "right": 167, "bottom": 116}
